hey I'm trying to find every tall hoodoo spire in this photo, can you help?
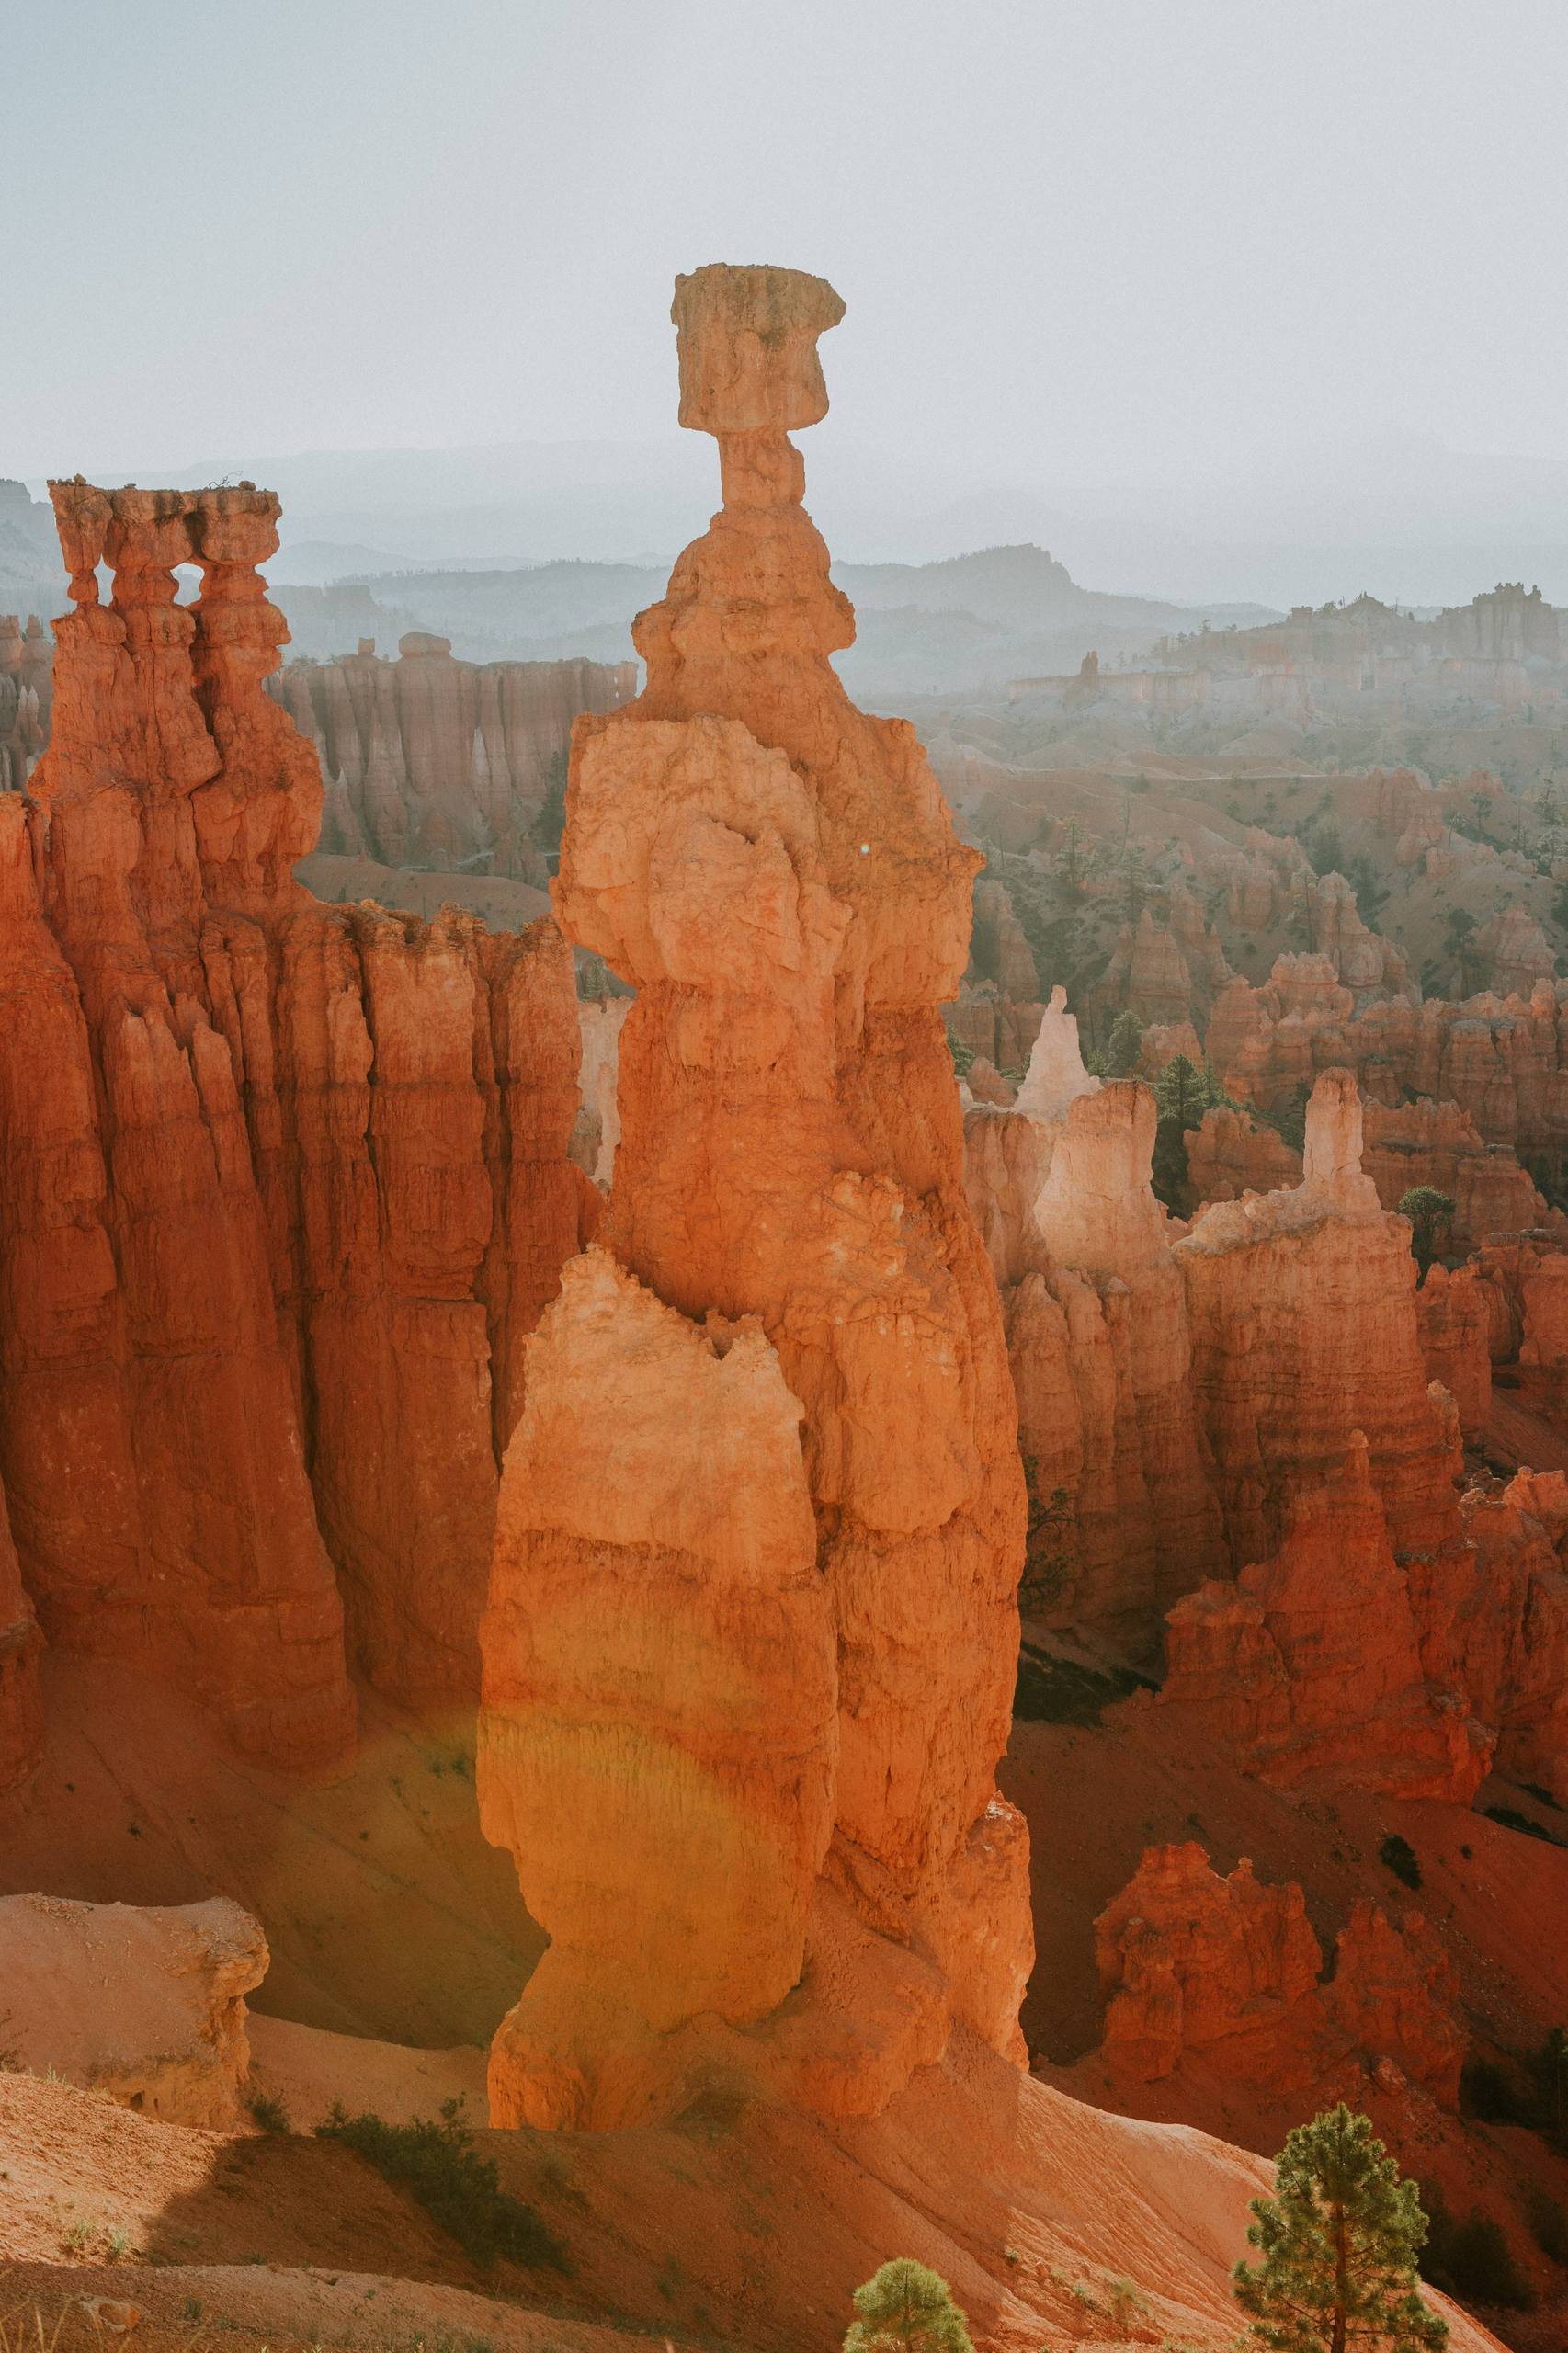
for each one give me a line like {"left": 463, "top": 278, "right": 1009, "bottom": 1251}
{"left": 477, "top": 266, "right": 1031, "bottom": 2131}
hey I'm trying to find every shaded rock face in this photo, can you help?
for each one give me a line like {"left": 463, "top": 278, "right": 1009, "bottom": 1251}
{"left": 0, "top": 1498, "right": 42, "bottom": 1794}
{"left": 268, "top": 636, "right": 636, "bottom": 881}
{"left": 0, "top": 1892, "right": 267, "bottom": 2127}
{"left": 1159, "top": 1436, "right": 1491, "bottom": 1802}
{"left": 478, "top": 264, "right": 1030, "bottom": 2132}
{"left": 968, "top": 1052, "right": 1568, "bottom": 1797}
{"left": 1095, "top": 1843, "right": 1464, "bottom": 2109}
{"left": 1185, "top": 1104, "right": 1302, "bottom": 1207}
{"left": 0, "top": 613, "right": 51, "bottom": 791}
{"left": 0, "top": 483, "right": 597, "bottom": 1780}
{"left": 1416, "top": 1262, "right": 1493, "bottom": 1439}
{"left": 1175, "top": 1072, "right": 1460, "bottom": 1576}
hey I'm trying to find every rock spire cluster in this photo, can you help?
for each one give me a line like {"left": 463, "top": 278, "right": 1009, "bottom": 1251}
{"left": 0, "top": 480, "right": 597, "bottom": 1790}
{"left": 478, "top": 265, "right": 1031, "bottom": 2130}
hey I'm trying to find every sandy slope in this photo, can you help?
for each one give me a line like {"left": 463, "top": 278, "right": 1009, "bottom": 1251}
{"left": 0, "top": 2046, "right": 1498, "bottom": 2353}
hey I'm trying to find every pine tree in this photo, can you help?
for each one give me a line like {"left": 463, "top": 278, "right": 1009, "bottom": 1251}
{"left": 1397, "top": 1187, "right": 1455, "bottom": 1281}
{"left": 1233, "top": 2104, "right": 1448, "bottom": 2353}
{"left": 1153, "top": 1051, "right": 1210, "bottom": 1131}
{"left": 1105, "top": 1008, "right": 1145, "bottom": 1077}
{"left": 844, "top": 2258, "right": 972, "bottom": 2353}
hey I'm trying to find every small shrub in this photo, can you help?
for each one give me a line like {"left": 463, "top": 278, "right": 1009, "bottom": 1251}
{"left": 1398, "top": 1186, "right": 1455, "bottom": 1279}
{"left": 1421, "top": 2188, "right": 1535, "bottom": 2311}
{"left": 315, "top": 2098, "right": 569, "bottom": 2273}
{"left": 1528, "top": 2189, "right": 1568, "bottom": 2266}
{"left": 247, "top": 2089, "right": 290, "bottom": 2135}
{"left": 1528, "top": 2025, "right": 1568, "bottom": 2144}
{"left": 1460, "top": 2056, "right": 1522, "bottom": 2123}
{"left": 845, "top": 2257, "right": 972, "bottom": 2353}
{"left": 1380, "top": 1832, "right": 1423, "bottom": 1889}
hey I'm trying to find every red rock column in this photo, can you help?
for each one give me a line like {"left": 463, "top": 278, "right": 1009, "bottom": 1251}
{"left": 6, "top": 484, "right": 357, "bottom": 1773}
{"left": 479, "top": 266, "right": 1030, "bottom": 2130}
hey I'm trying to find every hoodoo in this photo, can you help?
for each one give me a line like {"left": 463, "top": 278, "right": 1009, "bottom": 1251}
{"left": 0, "top": 481, "right": 598, "bottom": 1779}
{"left": 478, "top": 265, "right": 1032, "bottom": 2130}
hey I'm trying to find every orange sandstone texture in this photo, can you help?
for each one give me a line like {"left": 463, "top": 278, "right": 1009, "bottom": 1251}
{"left": 1184, "top": 1103, "right": 1302, "bottom": 1207}
{"left": 0, "top": 482, "right": 596, "bottom": 1779}
{"left": 1174, "top": 1070, "right": 1460, "bottom": 1574}
{"left": 1159, "top": 1435, "right": 1490, "bottom": 1802}
{"left": 1094, "top": 1843, "right": 1465, "bottom": 2108}
{"left": 479, "top": 266, "right": 1030, "bottom": 2131}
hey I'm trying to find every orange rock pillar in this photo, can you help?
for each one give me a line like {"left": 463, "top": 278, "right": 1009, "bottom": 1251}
{"left": 9, "top": 485, "right": 355, "bottom": 1770}
{"left": 479, "top": 266, "right": 1030, "bottom": 2129}
{"left": 0, "top": 482, "right": 597, "bottom": 1761}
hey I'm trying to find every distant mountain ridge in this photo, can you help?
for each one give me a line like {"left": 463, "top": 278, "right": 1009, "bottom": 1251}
{"left": 262, "top": 541, "right": 1280, "bottom": 696}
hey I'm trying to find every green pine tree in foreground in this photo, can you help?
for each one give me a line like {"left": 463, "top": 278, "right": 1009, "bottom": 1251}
{"left": 845, "top": 2258, "right": 973, "bottom": 2353}
{"left": 1234, "top": 2104, "right": 1448, "bottom": 2352}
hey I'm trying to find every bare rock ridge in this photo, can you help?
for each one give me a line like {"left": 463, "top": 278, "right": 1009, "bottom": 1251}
{"left": 0, "top": 480, "right": 597, "bottom": 1789}
{"left": 478, "top": 264, "right": 1032, "bottom": 2131}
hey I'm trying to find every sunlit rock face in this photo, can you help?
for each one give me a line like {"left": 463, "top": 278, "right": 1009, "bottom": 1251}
{"left": 0, "top": 482, "right": 597, "bottom": 1782}
{"left": 478, "top": 266, "right": 1032, "bottom": 2131}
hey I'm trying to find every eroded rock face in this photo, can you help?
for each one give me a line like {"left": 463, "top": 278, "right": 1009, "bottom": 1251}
{"left": 0, "top": 613, "right": 51, "bottom": 792}
{"left": 0, "top": 1892, "right": 267, "bottom": 2126}
{"left": 1362, "top": 1097, "right": 1558, "bottom": 1250}
{"left": 479, "top": 264, "right": 1030, "bottom": 2131}
{"left": 965, "top": 1009, "right": 1224, "bottom": 1659}
{"left": 1185, "top": 1104, "right": 1302, "bottom": 1207}
{"left": 0, "top": 483, "right": 597, "bottom": 1770}
{"left": 1175, "top": 1072, "right": 1460, "bottom": 1574}
{"left": 1159, "top": 1436, "right": 1490, "bottom": 1802}
{"left": 1095, "top": 1844, "right": 1463, "bottom": 2107}
{"left": 1416, "top": 1263, "right": 1493, "bottom": 1438}
{"left": 268, "top": 636, "right": 635, "bottom": 881}
{"left": 1210, "top": 969, "right": 1568, "bottom": 1196}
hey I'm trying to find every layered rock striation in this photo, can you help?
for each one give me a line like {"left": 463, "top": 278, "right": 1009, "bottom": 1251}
{"left": 478, "top": 265, "right": 1031, "bottom": 2131}
{"left": 1159, "top": 1436, "right": 1490, "bottom": 1802}
{"left": 1174, "top": 1070, "right": 1460, "bottom": 1574}
{"left": 0, "top": 483, "right": 597, "bottom": 1783}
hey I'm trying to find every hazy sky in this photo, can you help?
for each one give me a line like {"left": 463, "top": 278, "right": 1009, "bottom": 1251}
{"left": 7, "top": 1, "right": 1568, "bottom": 531}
